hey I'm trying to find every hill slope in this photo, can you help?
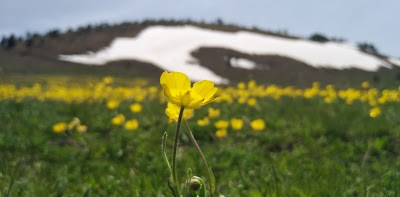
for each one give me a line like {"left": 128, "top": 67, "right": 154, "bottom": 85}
{"left": 1, "top": 21, "right": 400, "bottom": 87}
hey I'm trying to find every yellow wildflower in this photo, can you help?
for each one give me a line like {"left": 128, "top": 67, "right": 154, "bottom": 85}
{"left": 230, "top": 118, "right": 244, "bottom": 130}
{"left": 52, "top": 122, "right": 67, "bottom": 133}
{"left": 107, "top": 100, "right": 119, "bottom": 110}
{"left": 102, "top": 76, "right": 113, "bottom": 84}
{"left": 125, "top": 119, "right": 139, "bottom": 130}
{"left": 369, "top": 107, "right": 381, "bottom": 118}
{"left": 362, "top": 81, "right": 369, "bottom": 89}
{"left": 247, "top": 98, "right": 257, "bottom": 107}
{"left": 68, "top": 117, "right": 81, "bottom": 130}
{"left": 250, "top": 119, "right": 265, "bottom": 131}
{"left": 111, "top": 114, "right": 125, "bottom": 126}
{"left": 237, "top": 82, "right": 245, "bottom": 89}
{"left": 214, "top": 120, "right": 229, "bottom": 130}
{"left": 160, "top": 71, "right": 218, "bottom": 109}
{"left": 130, "top": 103, "right": 142, "bottom": 113}
{"left": 215, "top": 129, "right": 228, "bottom": 139}
{"left": 207, "top": 107, "right": 220, "bottom": 118}
{"left": 165, "top": 102, "right": 194, "bottom": 123}
{"left": 197, "top": 117, "right": 210, "bottom": 126}
{"left": 76, "top": 125, "right": 88, "bottom": 133}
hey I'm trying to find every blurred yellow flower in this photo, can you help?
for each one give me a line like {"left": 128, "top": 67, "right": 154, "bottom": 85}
{"left": 76, "top": 125, "right": 88, "bottom": 133}
{"left": 130, "top": 103, "right": 142, "bottom": 113}
{"left": 68, "top": 117, "right": 81, "bottom": 130}
{"left": 247, "top": 98, "right": 257, "bottom": 107}
{"left": 111, "top": 114, "right": 125, "bottom": 126}
{"left": 362, "top": 81, "right": 369, "bottom": 89}
{"left": 230, "top": 118, "right": 244, "bottom": 130}
{"left": 160, "top": 71, "right": 218, "bottom": 109}
{"left": 369, "top": 107, "right": 381, "bottom": 118}
{"left": 125, "top": 119, "right": 139, "bottom": 130}
{"left": 52, "top": 122, "right": 67, "bottom": 133}
{"left": 207, "top": 107, "right": 220, "bottom": 118}
{"left": 237, "top": 82, "right": 245, "bottom": 89}
{"left": 250, "top": 119, "right": 265, "bottom": 131}
{"left": 107, "top": 100, "right": 119, "bottom": 110}
{"left": 215, "top": 129, "right": 227, "bottom": 139}
{"left": 197, "top": 117, "right": 210, "bottom": 126}
{"left": 165, "top": 102, "right": 193, "bottom": 123}
{"left": 102, "top": 76, "right": 113, "bottom": 84}
{"left": 214, "top": 120, "right": 229, "bottom": 130}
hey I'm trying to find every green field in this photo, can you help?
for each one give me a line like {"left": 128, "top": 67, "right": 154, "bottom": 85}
{"left": 1, "top": 73, "right": 400, "bottom": 197}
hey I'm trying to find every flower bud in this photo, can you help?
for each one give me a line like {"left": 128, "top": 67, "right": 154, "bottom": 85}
{"left": 189, "top": 176, "right": 201, "bottom": 191}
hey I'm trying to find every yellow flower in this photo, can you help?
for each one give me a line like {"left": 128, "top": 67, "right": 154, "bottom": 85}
{"left": 230, "top": 118, "right": 243, "bottom": 130}
{"left": 247, "top": 98, "right": 257, "bottom": 107}
{"left": 68, "top": 117, "right": 81, "bottom": 130}
{"left": 130, "top": 103, "right": 142, "bottom": 113}
{"left": 52, "top": 122, "right": 67, "bottom": 133}
{"left": 76, "top": 125, "right": 88, "bottom": 133}
{"left": 125, "top": 119, "right": 139, "bottom": 130}
{"left": 102, "top": 76, "right": 113, "bottom": 84}
{"left": 107, "top": 100, "right": 119, "bottom": 110}
{"left": 165, "top": 102, "right": 194, "bottom": 123}
{"left": 111, "top": 114, "right": 125, "bottom": 126}
{"left": 197, "top": 117, "right": 210, "bottom": 126}
{"left": 250, "top": 119, "right": 265, "bottom": 131}
{"left": 369, "top": 107, "right": 381, "bottom": 118}
{"left": 362, "top": 81, "right": 369, "bottom": 88}
{"left": 160, "top": 71, "right": 218, "bottom": 109}
{"left": 237, "top": 82, "right": 245, "bottom": 89}
{"left": 214, "top": 120, "right": 229, "bottom": 130}
{"left": 215, "top": 129, "right": 228, "bottom": 139}
{"left": 207, "top": 107, "right": 220, "bottom": 118}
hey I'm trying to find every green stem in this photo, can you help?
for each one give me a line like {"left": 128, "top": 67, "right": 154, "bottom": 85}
{"left": 172, "top": 107, "right": 185, "bottom": 197}
{"left": 184, "top": 120, "right": 214, "bottom": 197}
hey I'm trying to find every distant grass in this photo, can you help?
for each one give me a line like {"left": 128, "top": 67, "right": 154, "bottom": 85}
{"left": 1, "top": 90, "right": 400, "bottom": 196}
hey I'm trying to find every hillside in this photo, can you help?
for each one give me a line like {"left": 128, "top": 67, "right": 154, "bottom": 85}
{"left": 1, "top": 20, "right": 400, "bottom": 87}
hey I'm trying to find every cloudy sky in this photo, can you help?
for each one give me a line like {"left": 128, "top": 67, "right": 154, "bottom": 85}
{"left": 1, "top": 0, "right": 399, "bottom": 57}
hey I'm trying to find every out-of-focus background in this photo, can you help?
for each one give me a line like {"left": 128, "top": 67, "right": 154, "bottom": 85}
{"left": 1, "top": 0, "right": 400, "bottom": 196}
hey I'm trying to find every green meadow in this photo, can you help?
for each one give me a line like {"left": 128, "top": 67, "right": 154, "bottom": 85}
{"left": 1, "top": 74, "right": 400, "bottom": 197}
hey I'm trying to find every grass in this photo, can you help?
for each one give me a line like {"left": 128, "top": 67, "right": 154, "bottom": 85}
{"left": 1, "top": 76, "right": 400, "bottom": 196}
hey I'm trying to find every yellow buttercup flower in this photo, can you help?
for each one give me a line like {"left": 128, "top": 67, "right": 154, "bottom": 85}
{"left": 76, "top": 125, "right": 88, "bottom": 133}
{"left": 247, "top": 98, "right": 257, "bottom": 107}
{"left": 369, "top": 107, "right": 381, "bottom": 118}
{"left": 214, "top": 120, "right": 229, "bottom": 130}
{"left": 362, "top": 81, "right": 369, "bottom": 89}
{"left": 107, "top": 100, "right": 119, "bottom": 110}
{"left": 207, "top": 107, "right": 220, "bottom": 118}
{"left": 68, "top": 117, "right": 81, "bottom": 130}
{"left": 215, "top": 129, "right": 228, "bottom": 139}
{"left": 250, "top": 119, "right": 265, "bottom": 131}
{"left": 197, "top": 117, "right": 210, "bottom": 126}
{"left": 125, "top": 119, "right": 139, "bottom": 130}
{"left": 102, "top": 76, "right": 113, "bottom": 85}
{"left": 52, "top": 122, "right": 67, "bottom": 133}
{"left": 111, "top": 114, "right": 125, "bottom": 126}
{"left": 165, "top": 102, "right": 194, "bottom": 123}
{"left": 130, "top": 103, "right": 142, "bottom": 113}
{"left": 230, "top": 118, "right": 244, "bottom": 130}
{"left": 160, "top": 71, "right": 218, "bottom": 109}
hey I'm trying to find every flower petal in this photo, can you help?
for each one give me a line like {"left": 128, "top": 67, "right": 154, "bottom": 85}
{"left": 192, "top": 80, "right": 218, "bottom": 101}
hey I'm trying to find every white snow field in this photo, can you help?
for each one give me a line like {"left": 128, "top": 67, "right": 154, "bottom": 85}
{"left": 59, "top": 25, "right": 393, "bottom": 84}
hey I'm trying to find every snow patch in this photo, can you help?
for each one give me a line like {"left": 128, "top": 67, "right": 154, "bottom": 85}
{"left": 229, "top": 57, "right": 257, "bottom": 70}
{"left": 59, "top": 25, "right": 393, "bottom": 84}
{"left": 388, "top": 57, "right": 400, "bottom": 66}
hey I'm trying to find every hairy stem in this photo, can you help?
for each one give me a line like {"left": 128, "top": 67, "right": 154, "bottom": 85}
{"left": 184, "top": 120, "right": 214, "bottom": 197}
{"left": 171, "top": 107, "right": 185, "bottom": 196}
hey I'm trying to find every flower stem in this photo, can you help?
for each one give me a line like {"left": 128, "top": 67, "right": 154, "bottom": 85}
{"left": 171, "top": 107, "right": 185, "bottom": 197}
{"left": 184, "top": 120, "right": 214, "bottom": 197}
